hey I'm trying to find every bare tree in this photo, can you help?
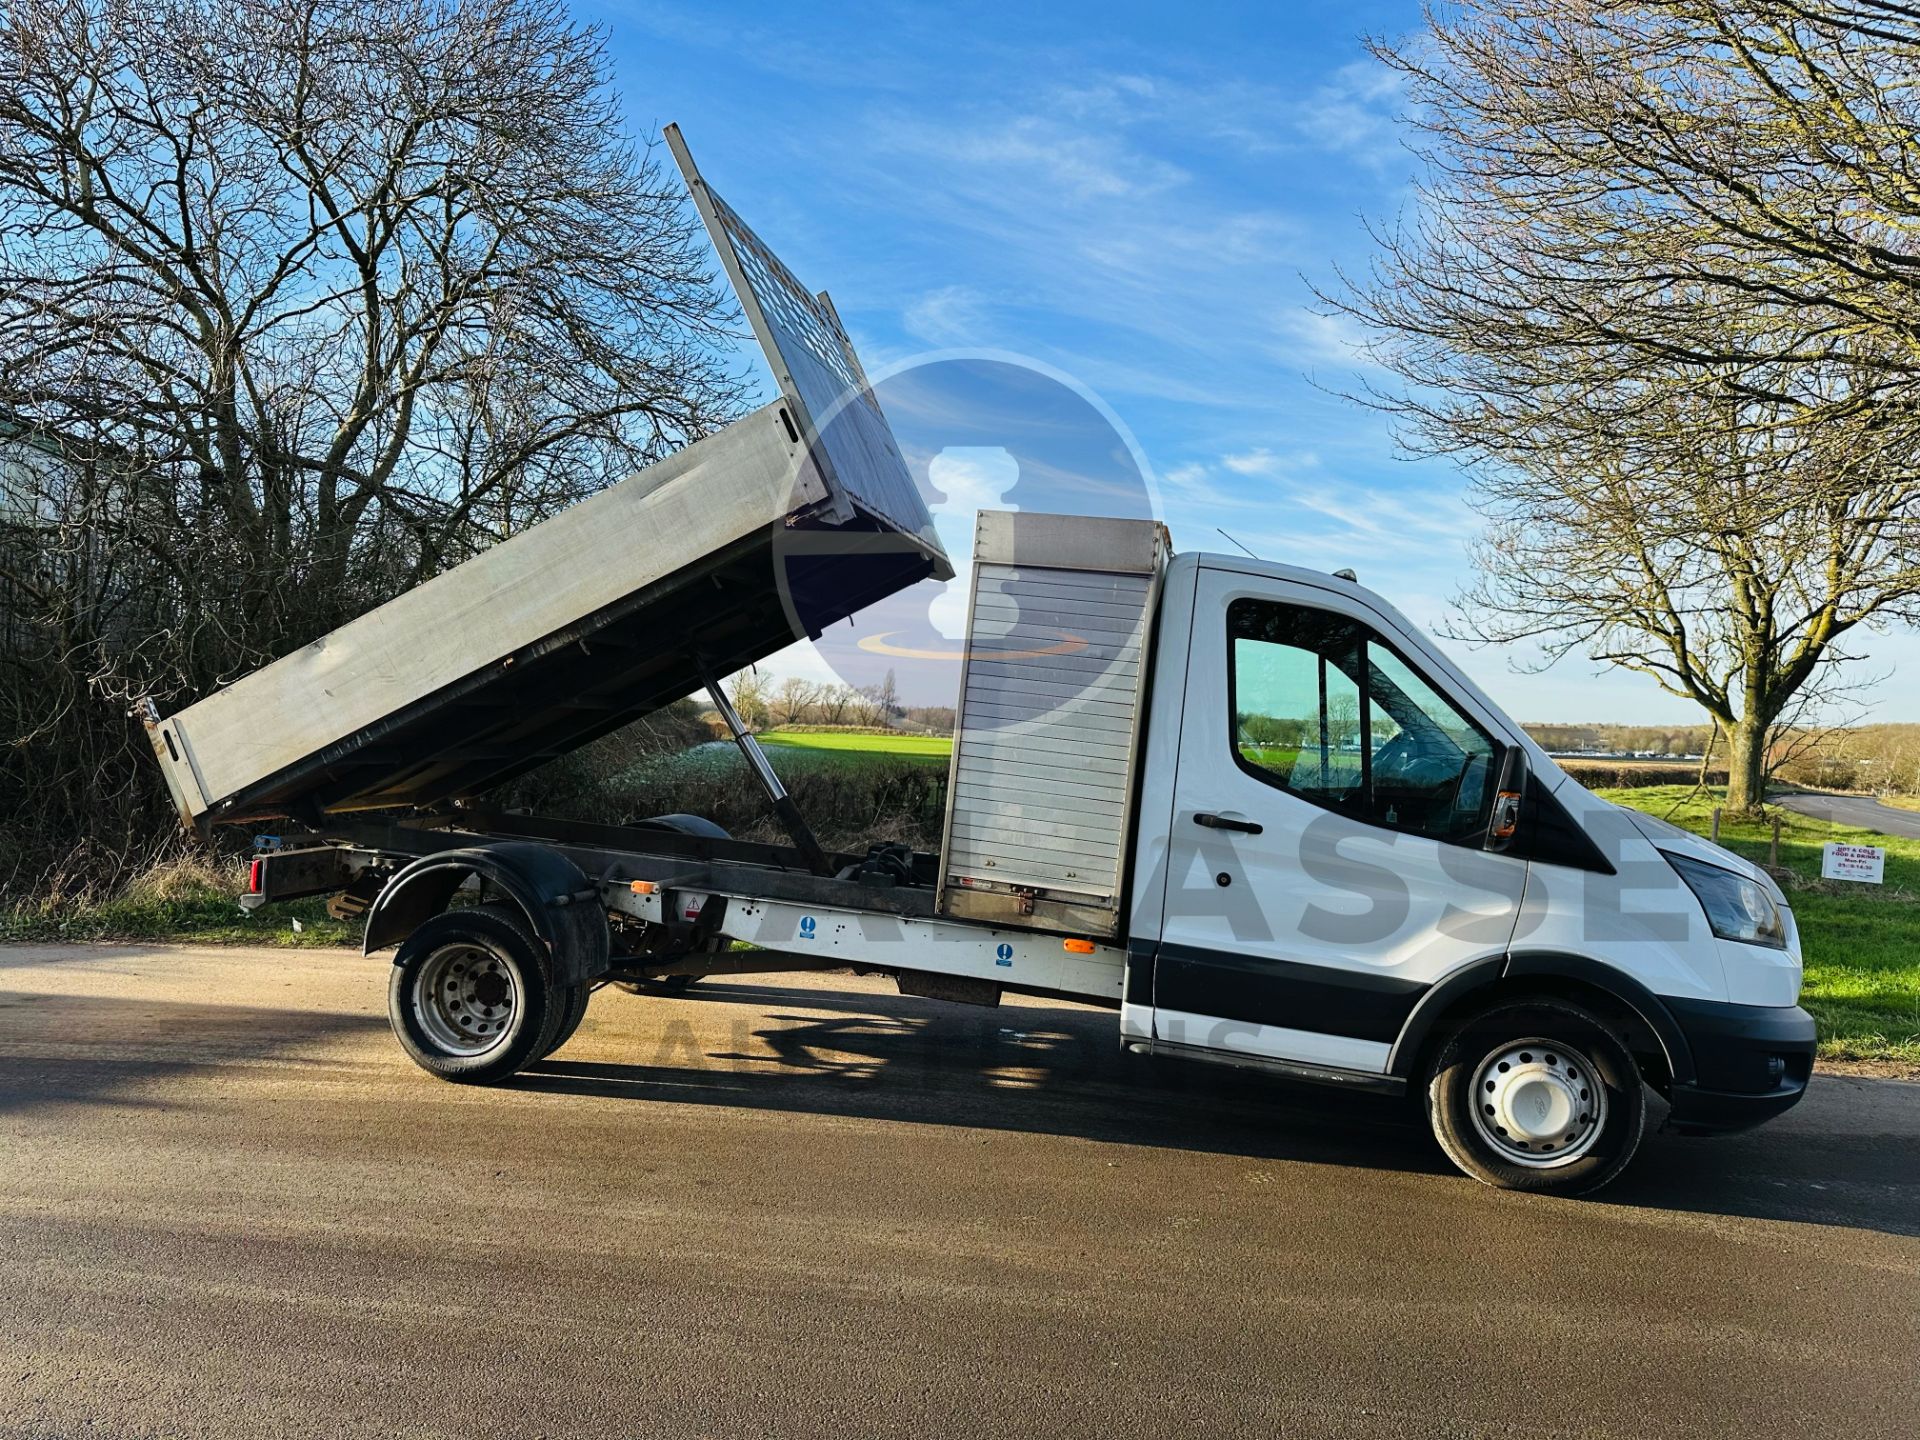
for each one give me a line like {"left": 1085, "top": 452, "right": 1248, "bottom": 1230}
{"left": 0, "top": 0, "right": 741, "bottom": 885}
{"left": 815, "top": 683, "right": 858, "bottom": 728}
{"left": 863, "top": 668, "right": 901, "bottom": 728}
{"left": 902, "top": 703, "right": 955, "bottom": 735}
{"left": 771, "top": 675, "right": 820, "bottom": 728}
{"left": 1762, "top": 659, "right": 1873, "bottom": 787}
{"left": 1329, "top": 1, "right": 1920, "bottom": 811}
{"left": 725, "top": 668, "right": 771, "bottom": 732}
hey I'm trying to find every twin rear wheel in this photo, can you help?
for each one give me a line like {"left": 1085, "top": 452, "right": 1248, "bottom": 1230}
{"left": 387, "top": 904, "right": 589, "bottom": 1083}
{"left": 1425, "top": 998, "right": 1646, "bottom": 1195}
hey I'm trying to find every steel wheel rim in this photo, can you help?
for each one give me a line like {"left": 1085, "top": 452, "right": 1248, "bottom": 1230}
{"left": 415, "top": 941, "right": 519, "bottom": 1057}
{"left": 1468, "top": 1038, "right": 1606, "bottom": 1168}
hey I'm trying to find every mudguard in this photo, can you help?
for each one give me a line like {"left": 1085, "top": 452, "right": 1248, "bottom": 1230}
{"left": 362, "top": 842, "right": 611, "bottom": 987}
{"left": 1386, "top": 951, "right": 1696, "bottom": 1088}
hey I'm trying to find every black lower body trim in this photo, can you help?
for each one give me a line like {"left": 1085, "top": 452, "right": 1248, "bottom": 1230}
{"left": 1139, "top": 1037, "right": 1408, "bottom": 1097}
{"left": 1665, "top": 1082, "right": 1810, "bottom": 1135}
{"left": 1124, "top": 938, "right": 1156, "bottom": 1010}
{"left": 1153, "top": 941, "right": 1427, "bottom": 1043}
{"left": 1661, "top": 998, "right": 1816, "bottom": 1135}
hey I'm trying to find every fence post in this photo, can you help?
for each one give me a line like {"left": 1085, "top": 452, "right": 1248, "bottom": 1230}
{"left": 1770, "top": 813, "right": 1781, "bottom": 869}
{"left": 1710, "top": 807, "right": 1722, "bottom": 844}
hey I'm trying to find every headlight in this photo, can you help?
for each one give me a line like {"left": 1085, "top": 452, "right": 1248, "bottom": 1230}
{"left": 1665, "top": 853, "right": 1787, "bottom": 950}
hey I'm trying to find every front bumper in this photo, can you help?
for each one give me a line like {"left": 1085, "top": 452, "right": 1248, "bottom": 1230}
{"left": 1662, "top": 997, "right": 1817, "bottom": 1136}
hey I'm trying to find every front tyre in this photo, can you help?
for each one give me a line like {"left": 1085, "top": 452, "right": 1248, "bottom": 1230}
{"left": 388, "top": 904, "right": 561, "bottom": 1083}
{"left": 1426, "top": 998, "right": 1646, "bottom": 1196}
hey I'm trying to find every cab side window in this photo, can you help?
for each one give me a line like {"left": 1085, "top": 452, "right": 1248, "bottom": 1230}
{"left": 1229, "top": 598, "right": 1499, "bottom": 842}
{"left": 1230, "top": 605, "right": 1370, "bottom": 812}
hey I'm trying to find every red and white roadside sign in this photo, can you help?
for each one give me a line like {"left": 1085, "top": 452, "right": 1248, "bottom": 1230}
{"left": 1821, "top": 842, "right": 1885, "bottom": 884}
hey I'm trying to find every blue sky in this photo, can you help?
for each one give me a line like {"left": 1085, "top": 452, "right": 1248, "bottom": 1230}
{"left": 588, "top": 0, "right": 1917, "bottom": 725}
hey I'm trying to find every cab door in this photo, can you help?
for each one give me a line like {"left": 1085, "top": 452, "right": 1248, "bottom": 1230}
{"left": 1149, "top": 563, "right": 1527, "bottom": 1074}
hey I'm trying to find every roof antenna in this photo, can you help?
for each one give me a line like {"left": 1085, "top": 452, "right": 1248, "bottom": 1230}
{"left": 1216, "top": 528, "right": 1262, "bottom": 560}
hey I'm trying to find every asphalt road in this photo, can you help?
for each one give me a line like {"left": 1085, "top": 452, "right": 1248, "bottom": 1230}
{"left": 1773, "top": 790, "right": 1920, "bottom": 840}
{"left": 3, "top": 943, "right": 1916, "bottom": 1440}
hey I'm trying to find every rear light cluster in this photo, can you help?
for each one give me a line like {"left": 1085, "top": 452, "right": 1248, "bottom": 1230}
{"left": 248, "top": 858, "right": 264, "bottom": 894}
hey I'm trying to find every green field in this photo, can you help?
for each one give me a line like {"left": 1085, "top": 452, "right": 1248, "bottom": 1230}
{"left": 1601, "top": 787, "right": 1920, "bottom": 1071}
{"left": 757, "top": 730, "right": 951, "bottom": 759}
{"left": 622, "top": 731, "right": 948, "bottom": 787}
{"left": 1237, "top": 743, "right": 1302, "bottom": 772}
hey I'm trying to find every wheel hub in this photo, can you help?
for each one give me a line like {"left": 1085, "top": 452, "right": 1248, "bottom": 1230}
{"left": 415, "top": 941, "right": 519, "bottom": 1057}
{"left": 1469, "top": 1040, "right": 1605, "bottom": 1168}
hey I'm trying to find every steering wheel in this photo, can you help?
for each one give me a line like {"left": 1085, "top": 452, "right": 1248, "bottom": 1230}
{"left": 1373, "top": 731, "right": 1419, "bottom": 781}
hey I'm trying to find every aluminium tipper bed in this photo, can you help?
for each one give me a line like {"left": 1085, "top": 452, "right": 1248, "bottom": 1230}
{"left": 147, "top": 128, "right": 950, "bottom": 831}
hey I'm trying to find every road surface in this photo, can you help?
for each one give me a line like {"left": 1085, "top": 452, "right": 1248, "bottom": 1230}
{"left": 1773, "top": 790, "right": 1920, "bottom": 839}
{"left": 2, "top": 942, "right": 1916, "bottom": 1439}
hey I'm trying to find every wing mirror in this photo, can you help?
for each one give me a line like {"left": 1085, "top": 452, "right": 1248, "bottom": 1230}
{"left": 1485, "top": 746, "right": 1528, "bottom": 853}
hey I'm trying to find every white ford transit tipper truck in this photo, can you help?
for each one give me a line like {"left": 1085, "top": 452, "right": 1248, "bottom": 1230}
{"left": 144, "top": 128, "right": 1814, "bottom": 1196}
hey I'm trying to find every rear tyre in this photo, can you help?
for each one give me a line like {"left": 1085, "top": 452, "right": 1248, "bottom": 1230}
{"left": 1426, "top": 998, "right": 1645, "bottom": 1196}
{"left": 540, "top": 982, "right": 592, "bottom": 1059}
{"left": 388, "top": 903, "right": 561, "bottom": 1084}
{"left": 622, "top": 812, "right": 731, "bottom": 841}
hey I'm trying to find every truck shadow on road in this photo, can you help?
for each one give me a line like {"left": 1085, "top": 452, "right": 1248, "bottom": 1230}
{"left": 0, "top": 988, "right": 390, "bottom": 1115}
{"left": 516, "top": 981, "right": 1920, "bottom": 1238}
{"left": 519, "top": 981, "right": 1449, "bottom": 1178}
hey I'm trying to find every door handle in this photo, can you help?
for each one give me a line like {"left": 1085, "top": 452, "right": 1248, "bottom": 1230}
{"left": 1193, "top": 812, "right": 1263, "bottom": 835}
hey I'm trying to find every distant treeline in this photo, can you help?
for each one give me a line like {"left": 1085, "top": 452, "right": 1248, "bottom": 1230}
{"left": 1528, "top": 722, "right": 1920, "bottom": 794}
{"left": 1804, "top": 724, "right": 1920, "bottom": 794}
{"left": 1522, "top": 723, "right": 1716, "bottom": 756}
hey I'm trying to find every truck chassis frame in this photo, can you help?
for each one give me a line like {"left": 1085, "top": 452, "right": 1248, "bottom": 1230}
{"left": 254, "top": 802, "right": 1127, "bottom": 1013}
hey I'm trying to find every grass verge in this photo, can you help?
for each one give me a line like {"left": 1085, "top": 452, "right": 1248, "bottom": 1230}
{"left": 1599, "top": 786, "right": 1920, "bottom": 1072}
{"left": 1, "top": 855, "right": 360, "bottom": 948}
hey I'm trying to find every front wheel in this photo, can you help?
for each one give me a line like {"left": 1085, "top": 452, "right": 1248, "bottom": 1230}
{"left": 1425, "top": 998, "right": 1646, "bottom": 1196}
{"left": 388, "top": 904, "right": 563, "bottom": 1083}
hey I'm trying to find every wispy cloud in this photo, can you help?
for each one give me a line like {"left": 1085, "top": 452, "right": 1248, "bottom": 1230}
{"left": 1235, "top": 476, "right": 1483, "bottom": 571}
{"left": 1163, "top": 460, "right": 1209, "bottom": 488}
{"left": 902, "top": 285, "right": 991, "bottom": 345}
{"left": 1272, "top": 307, "right": 1386, "bottom": 375}
{"left": 1156, "top": 442, "right": 1480, "bottom": 571}
{"left": 1002, "top": 58, "right": 1408, "bottom": 170}
{"left": 837, "top": 48, "right": 1414, "bottom": 419}
{"left": 1221, "top": 446, "right": 1318, "bottom": 477}
{"left": 857, "top": 105, "right": 1307, "bottom": 393}
{"left": 887, "top": 112, "right": 1187, "bottom": 201}
{"left": 1291, "top": 59, "right": 1408, "bottom": 169}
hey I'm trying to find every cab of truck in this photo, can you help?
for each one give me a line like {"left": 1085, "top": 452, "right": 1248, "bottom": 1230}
{"left": 1122, "top": 550, "right": 1815, "bottom": 1191}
